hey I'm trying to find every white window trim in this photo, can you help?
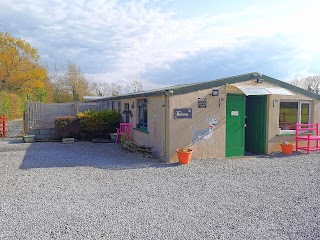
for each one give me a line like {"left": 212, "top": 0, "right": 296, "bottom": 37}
{"left": 279, "top": 100, "right": 311, "bottom": 134}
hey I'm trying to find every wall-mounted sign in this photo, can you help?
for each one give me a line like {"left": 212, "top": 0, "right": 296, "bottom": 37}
{"left": 231, "top": 111, "right": 239, "bottom": 116}
{"left": 174, "top": 108, "right": 192, "bottom": 119}
{"left": 198, "top": 98, "right": 207, "bottom": 108}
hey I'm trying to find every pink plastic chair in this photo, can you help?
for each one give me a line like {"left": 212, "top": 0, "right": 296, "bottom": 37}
{"left": 296, "top": 123, "right": 320, "bottom": 154}
{"left": 115, "top": 123, "right": 132, "bottom": 143}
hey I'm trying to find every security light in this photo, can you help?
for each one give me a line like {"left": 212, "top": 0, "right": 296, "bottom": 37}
{"left": 212, "top": 89, "right": 219, "bottom": 96}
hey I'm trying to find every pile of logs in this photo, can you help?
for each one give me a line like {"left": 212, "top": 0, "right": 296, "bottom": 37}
{"left": 122, "top": 141, "right": 153, "bottom": 158}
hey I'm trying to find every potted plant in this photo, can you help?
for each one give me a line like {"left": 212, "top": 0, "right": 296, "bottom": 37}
{"left": 280, "top": 140, "right": 295, "bottom": 155}
{"left": 23, "top": 134, "right": 35, "bottom": 143}
{"left": 176, "top": 148, "right": 193, "bottom": 164}
{"left": 120, "top": 133, "right": 127, "bottom": 144}
{"left": 110, "top": 133, "right": 117, "bottom": 142}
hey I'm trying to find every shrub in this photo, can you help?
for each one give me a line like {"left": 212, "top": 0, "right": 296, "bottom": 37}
{"left": 0, "top": 91, "right": 11, "bottom": 117}
{"left": 120, "top": 133, "right": 127, "bottom": 144}
{"left": 9, "top": 93, "right": 23, "bottom": 119}
{"left": 0, "top": 91, "right": 23, "bottom": 119}
{"left": 76, "top": 109, "right": 121, "bottom": 140}
{"left": 55, "top": 116, "right": 80, "bottom": 139}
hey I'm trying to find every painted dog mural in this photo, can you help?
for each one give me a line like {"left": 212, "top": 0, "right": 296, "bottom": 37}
{"left": 192, "top": 115, "right": 218, "bottom": 144}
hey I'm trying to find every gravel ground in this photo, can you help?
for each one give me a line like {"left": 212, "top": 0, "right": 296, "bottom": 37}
{"left": 0, "top": 140, "right": 320, "bottom": 240}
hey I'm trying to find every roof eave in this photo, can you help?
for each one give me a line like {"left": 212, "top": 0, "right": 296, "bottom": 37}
{"left": 95, "top": 72, "right": 320, "bottom": 101}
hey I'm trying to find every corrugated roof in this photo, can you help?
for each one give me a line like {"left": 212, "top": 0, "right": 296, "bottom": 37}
{"left": 97, "top": 72, "right": 320, "bottom": 101}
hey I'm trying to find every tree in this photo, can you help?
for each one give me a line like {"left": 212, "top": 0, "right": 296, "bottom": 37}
{"left": 90, "top": 82, "right": 121, "bottom": 97}
{"left": 290, "top": 76, "right": 320, "bottom": 94}
{"left": 65, "top": 62, "right": 90, "bottom": 101}
{"left": 125, "top": 80, "right": 143, "bottom": 93}
{"left": 50, "top": 62, "right": 91, "bottom": 102}
{"left": 50, "top": 64, "right": 72, "bottom": 102}
{"left": 0, "top": 32, "right": 48, "bottom": 97}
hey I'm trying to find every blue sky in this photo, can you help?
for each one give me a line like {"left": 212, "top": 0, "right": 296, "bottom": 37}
{"left": 0, "top": 0, "right": 319, "bottom": 91}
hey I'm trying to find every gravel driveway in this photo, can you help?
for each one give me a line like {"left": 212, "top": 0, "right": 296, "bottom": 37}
{"left": 0, "top": 140, "right": 319, "bottom": 240}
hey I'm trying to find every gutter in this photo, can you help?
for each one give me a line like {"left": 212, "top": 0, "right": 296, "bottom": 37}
{"left": 161, "top": 94, "right": 166, "bottom": 160}
{"left": 161, "top": 89, "right": 173, "bottom": 162}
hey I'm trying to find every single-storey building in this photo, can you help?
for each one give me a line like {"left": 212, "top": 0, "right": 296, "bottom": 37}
{"left": 100, "top": 72, "right": 320, "bottom": 162}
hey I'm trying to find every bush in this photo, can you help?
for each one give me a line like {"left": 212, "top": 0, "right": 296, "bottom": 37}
{"left": 9, "top": 93, "right": 23, "bottom": 119}
{"left": 0, "top": 91, "right": 11, "bottom": 117}
{"left": 55, "top": 109, "right": 121, "bottom": 140}
{"left": 55, "top": 116, "right": 80, "bottom": 139}
{"left": 0, "top": 91, "right": 23, "bottom": 119}
{"left": 76, "top": 109, "right": 121, "bottom": 139}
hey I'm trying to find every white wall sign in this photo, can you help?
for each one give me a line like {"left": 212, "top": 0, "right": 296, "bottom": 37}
{"left": 231, "top": 111, "right": 239, "bottom": 116}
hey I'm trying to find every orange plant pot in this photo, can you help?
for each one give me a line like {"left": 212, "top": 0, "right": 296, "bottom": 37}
{"left": 280, "top": 144, "right": 294, "bottom": 155}
{"left": 176, "top": 149, "right": 193, "bottom": 164}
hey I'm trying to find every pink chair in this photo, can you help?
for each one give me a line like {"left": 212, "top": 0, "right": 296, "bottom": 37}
{"left": 115, "top": 123, "right": 132, "bottom": 143}
{"left": 296, "top": 123, "right": 320, "bottom": 154}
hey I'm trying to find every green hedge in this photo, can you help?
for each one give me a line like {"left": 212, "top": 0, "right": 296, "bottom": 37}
{"left": 55, "top": 109, "right": 121, "bottom": 140}
{"left": 55, "top": 116, "right": 80, "bottom": 139}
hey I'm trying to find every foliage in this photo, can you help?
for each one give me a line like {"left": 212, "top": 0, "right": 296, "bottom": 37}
{"left": 0, "top": 33, "right": 53, "bottom": 119}
{"left": 8, "top": 92, "right": 23, "bottom": 119}
{"left": 90, "top": 82, "right": 121, "bottom": 97}
{"left": 290, "top": 76, "right": 320, "bottom": 94}
{"left": 0, "top": 91, "right": 23, "bottom": 119}
{"left": 0, "top": 91, "right": 11, "bottom": 117}
{"left": 280, "top": 140, "right": 295, "bottom": 145}
{"left": 76, "top": 109, "right": 121, "bottom": 139}
{"left": 65, "top": 62, "right": 90, "bottom": 101}
{"left": 125, "top": 80, "right": 143, "bottom": 93}
{"left": 55, "top": 116, "right": 80, "bottom": 139}
{"left": 90, "top": 80, "right": 143, "bottom": 97}
{"left": 50, "top": 62, "right": 91, "bottom": 102}
{"left": 120, "top": 133, "right": 127, "bottom": 144}
{"left": 177, "top": 148, "right": 192, "bottom": 153}
{"left": 0, "top": 32, "right": 49, "bottom": 98}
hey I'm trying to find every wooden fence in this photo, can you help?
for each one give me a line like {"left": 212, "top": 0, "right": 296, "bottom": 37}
{"left": 24, "top": 101, "right": 112, "bottom": 131}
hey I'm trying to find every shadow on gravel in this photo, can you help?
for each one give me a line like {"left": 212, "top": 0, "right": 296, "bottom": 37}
{"left": 6, "top": 139, "right": 24, "bottom": 144}
{"left": 19, "top": 142, "right": 179, "bottom": 170}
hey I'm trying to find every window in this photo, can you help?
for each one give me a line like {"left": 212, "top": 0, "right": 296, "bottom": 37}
{"left": 118, "top": 101, "right": 121, "bottom": 112}
{"left": 279, "top": 101, "right": 310, "bottom": 131}
{"left": 123, "top": 103, "right": 130, "bottom": 123}
{"left": 137, "top": 99, "right": 148, "bottom": 129}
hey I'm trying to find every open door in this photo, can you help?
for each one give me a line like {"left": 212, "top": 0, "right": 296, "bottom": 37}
{"left": 226, "top": 94, "right": 246, "bottom": 157}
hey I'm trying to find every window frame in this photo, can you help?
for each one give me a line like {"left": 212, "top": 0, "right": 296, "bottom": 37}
{"left": 137, "top": 99, "right": 148, "bottom": 130}
{"left": 279, "top": 100, "right": 311, "bottom": 134}
{"left": 123, "top": 103, "right": 130, "bottom": 123}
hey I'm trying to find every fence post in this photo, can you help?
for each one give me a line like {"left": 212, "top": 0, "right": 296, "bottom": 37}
{"left": 0, "top": 115, "right": 6, "bottom": 137}
{"left": 4, "top": 115, "right": 6, "bottom": 137}
{"left": 23, "top": 111, "right": 26, "bottom": 135}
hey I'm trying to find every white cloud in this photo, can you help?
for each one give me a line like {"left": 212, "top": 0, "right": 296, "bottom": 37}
{"left": 0, "top": 0, "right": 319, "bottom": 90}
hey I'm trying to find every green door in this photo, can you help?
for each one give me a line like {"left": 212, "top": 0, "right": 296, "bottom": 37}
{"left": 245, "top": 95, "right": 267, "bottom": 154}
{"left": 226, "top": 94, "right": 246, "bottom": 157}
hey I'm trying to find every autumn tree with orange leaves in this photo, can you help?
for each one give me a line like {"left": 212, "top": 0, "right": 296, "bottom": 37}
{"left": 0, "top": 32, "right": 52, "bottom": 118}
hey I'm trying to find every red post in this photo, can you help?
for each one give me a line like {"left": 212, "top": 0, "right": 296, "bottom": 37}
{"left": 3, "top": 115, "right": 6, "bottom": 137}
{"left": 0, "top": 115, "right": 6, "bottom": 137}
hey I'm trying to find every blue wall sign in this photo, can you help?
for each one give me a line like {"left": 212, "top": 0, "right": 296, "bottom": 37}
{"left": 174, "top": 108, "right": 192, "bottom": 119}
